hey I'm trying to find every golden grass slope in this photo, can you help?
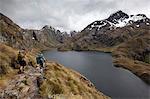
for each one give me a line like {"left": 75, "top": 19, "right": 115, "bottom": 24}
{"left": 112, "top": 31, "right": 150, "bottom": 84}
{"left": 0, "top": 43, "right": 110, "bottom": 99}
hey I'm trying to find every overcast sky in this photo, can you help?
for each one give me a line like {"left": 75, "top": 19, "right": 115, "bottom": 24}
{"left": 0, "top": 0, "right": 150, "bottom": 32}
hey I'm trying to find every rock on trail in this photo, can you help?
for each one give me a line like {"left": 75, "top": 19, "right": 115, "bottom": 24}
{"left": 0, "top": 66, "right": 44, "bottom": 99}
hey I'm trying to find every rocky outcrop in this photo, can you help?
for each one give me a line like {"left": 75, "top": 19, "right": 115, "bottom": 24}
{"left": 0, "top": 66, "right": 42, "bottom": 99}
{"left": 106, "top": 10, "right": 129, "bottom": 24}
{"left": 0, "top": 13, "right": 24, "bottom": 49}
{"left": 0, "top": 64, "right": 109, "bottom": 99}
{"left": 0, "top": 13, "right": 68, "bottom": 50}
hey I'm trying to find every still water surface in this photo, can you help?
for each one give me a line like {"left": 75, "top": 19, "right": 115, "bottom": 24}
{"left": 43, "top": 50, "right": 150, "bottom": 99}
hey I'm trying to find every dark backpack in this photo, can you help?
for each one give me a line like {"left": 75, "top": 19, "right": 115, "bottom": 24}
{"left": 19, "top": 60, "right": 26, "bottom": 66}
{"left": 36, "top": 56, "right": 43, "bottom": 64}
{"left": 36, "top": 57, "right": 40, "bottom": 64}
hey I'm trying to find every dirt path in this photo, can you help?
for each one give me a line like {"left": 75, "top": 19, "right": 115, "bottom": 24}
{"left": 0, "top": 66, "right": 44, "bottom": 99}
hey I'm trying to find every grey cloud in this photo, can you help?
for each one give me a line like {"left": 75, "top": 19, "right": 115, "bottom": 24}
{"left": 0, "top": 0, "right": 150, "bottom": 32}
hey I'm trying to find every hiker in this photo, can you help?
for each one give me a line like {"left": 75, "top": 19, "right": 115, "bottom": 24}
{"left": 36, "top": 53, "right": 46, "bottom": 71}
{"left": 17, "top": 50, "right": 27, "bottom": 73}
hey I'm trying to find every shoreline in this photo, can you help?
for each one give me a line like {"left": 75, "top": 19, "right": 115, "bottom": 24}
{"left": 0, "top": 44, "right": 110, "bottom": 99}
{"left": 55, "top": 47, "right": 150, "bottom": 85}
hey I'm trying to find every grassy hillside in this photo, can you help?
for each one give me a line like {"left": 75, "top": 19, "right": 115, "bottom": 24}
{"left": 58, "top": 15, "right": 150, "bottom": 85}
{"left": 0, "top": 43, "right": 109, "bottom": 99}
{"left": 40, "top": 62, "right": 109, "bottom": 98}
{"left": 0, "top": 43, "right": 18, "bottom": 76}
{"left": 112, "top": 31, "right": 150, "bottom": 84}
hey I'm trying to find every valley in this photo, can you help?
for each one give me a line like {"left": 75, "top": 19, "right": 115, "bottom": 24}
{"left": 0, "top": 10, "right": 150, "bottom": 99}
{"left": 59, "top": 11, "right": 150, "bottom": 84}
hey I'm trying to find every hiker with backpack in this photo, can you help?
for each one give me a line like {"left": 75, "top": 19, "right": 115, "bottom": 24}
{"left": 17, "top": 50, "right": 27, "bottom": 73}
{"left": 36, "top": 53, "right": 46, "bottom": 72}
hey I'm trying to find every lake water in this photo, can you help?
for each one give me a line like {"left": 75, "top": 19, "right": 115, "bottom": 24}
{"left": 43, "top": 50, "right": 150, "bottom": 99}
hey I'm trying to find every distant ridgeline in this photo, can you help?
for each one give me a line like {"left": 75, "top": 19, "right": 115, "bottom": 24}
{"left": 0, "top": 13, "right": 110, "bottom": 99}
{"left": 0, "top": 13, "right": 69, "bottom": 50}
{"left": 59, "top": 10, "right": 150, "bottom": 84}
{"left": 60, "top": 10, "right": 150, "bottom": 50}
{"left": 0, "top": 11, "right": 150, "bottom": 84}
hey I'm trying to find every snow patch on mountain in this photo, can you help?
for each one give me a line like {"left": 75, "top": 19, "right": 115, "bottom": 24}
{"left": 86, "top": 11, "right": 148, "bottom": 31}
{"left": 146, "top": 23, "right": 150, "bottom": 25}
{"left": 114, "top": 15, "right": 147, "bottom": 27}
{"left": 88, "top": 21, "right": 108, "bottom": 30}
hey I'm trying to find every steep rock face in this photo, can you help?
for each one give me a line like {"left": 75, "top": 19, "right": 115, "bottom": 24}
{"left": 41, "top": 25, "right": 69, "bottom": 44}
{"left": 85, "top": 11, "right": 148, "bottom": 31}
{"left": 60, "top": 11, "right": 150, "bottom": 51}
{"left": 22, "top": 25, "right": 69, "bottom": 49}
{"left": 0, "top": 13, "right": 67, "bottom": 50}
{"left": 84, "top": 12, "right": 150, "bottom": 48}
{"left": 107, "top": 10, "right": 129, "bottom": 24}
{"left": 0, "top": 13, "right": 24, "bottom": 49}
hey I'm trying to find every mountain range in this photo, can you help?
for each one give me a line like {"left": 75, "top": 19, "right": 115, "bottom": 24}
{"left": 0, "top": 10, "right": 149, "bottom": 98}
{"left": 0, "top": 13, "right": 69, "bottom": 50}
{"left": 0, "top": 13, "right": 109, "bottom": 98}
{"left": 59, "top": 10, "right": 150, "bottom": 84}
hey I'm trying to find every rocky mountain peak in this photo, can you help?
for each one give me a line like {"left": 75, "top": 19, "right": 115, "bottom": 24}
{"left": 136, "top": 14, "right": 147, "bottom": 17}
{"left": 107, "top": 10, "right": 129, "bottom": 24}
{"left": 42, "top": 25, "right": 55, "bottom": 31}
{"left": 85, "top": 10, "right": 150, "bottom": 31}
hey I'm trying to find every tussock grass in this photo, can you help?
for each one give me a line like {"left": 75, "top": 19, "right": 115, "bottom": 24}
{"left": 0, "top": 43, "right": 17, "bottom": 75}
{"left": 0, "top": 43, "right": 109, "bottom": 99}
{"left": 112, "top": 32, "right": 150, "bottom": 84}
{"left": 39, "top": 62, "right": 109, "bottom": 99}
